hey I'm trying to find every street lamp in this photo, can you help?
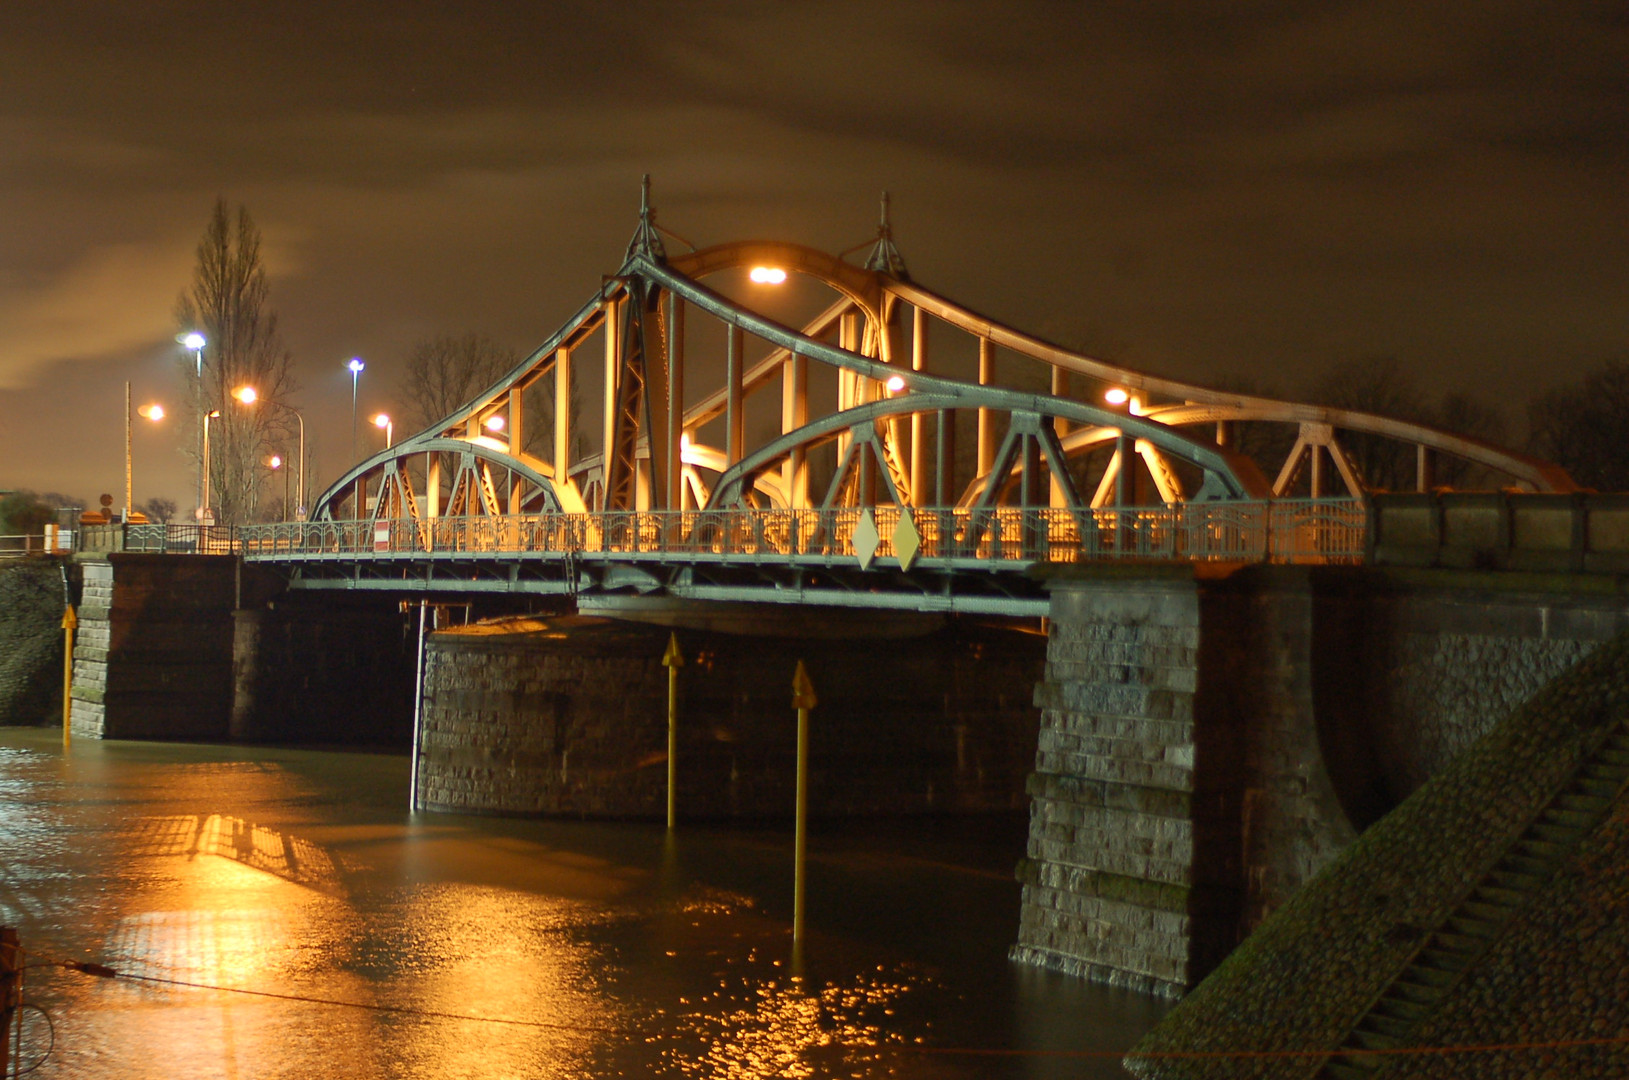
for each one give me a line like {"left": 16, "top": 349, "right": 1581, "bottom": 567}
{"left": 372, "top": 412, "right": 393, "bottom": 449}
{"left": 348, "top": 358, "right": 365, "bottom": 461}
{"left": 200, "top": 410, "right": 221, "bottom": 523}
{"left": 233, "top": 386, "right": 307, "bottom": 520}
{"left": 177, "top": 332, "right": 206, "bottom": 514}
{"left": 124, "top": 382, "right": 165, "bottom": 521}
{"left": 269, "top": 455, "right": 288, "bottom": 521}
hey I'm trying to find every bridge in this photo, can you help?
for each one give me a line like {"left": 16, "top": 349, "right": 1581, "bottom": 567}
{"left": 60, "top": 187, "right": 1617, "bottom": 1002}
{"left": 117, "top": 182, "right": 1571, "bottom": 614}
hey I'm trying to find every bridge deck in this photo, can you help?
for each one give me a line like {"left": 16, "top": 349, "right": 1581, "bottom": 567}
{"left": 120, "top": 500, "right": 1364, "bottom": 615}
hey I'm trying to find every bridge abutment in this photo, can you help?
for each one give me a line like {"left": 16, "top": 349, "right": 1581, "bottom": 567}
{"left": 416, "top": 613, "right": 1046, "bottom": 818}
{"left": 1014, "top": 564, "right": 1629, "bottom": 997}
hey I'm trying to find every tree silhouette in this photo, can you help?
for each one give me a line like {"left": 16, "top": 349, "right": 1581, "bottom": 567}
{"left": 174, "top": 200, "right": 297, "bottom": 525}
{"left": 1529, "top": 359, "right": 1629, "bottom": 492}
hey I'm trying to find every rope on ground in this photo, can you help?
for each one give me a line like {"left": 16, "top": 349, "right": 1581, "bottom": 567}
{"left": 34, "top": 952, "right": 1629, "bottom": 1062}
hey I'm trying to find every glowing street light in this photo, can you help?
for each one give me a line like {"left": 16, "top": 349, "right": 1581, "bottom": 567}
{"left": 372, "top": 412, "right": 393, "bottom": 448}
{"left": 124, "top": 383, "right": 166, "bottom": 521}
{"left": 347, "top": 357, "right": 365, "bottom": 461}
{"left": 200, "top": 410, "right": 222, "bottom": 523}
{"left": 268, "top": 455, "right": 289, "bottom": 520}
{"left": 177, "top": 331, "right": 206, "bottom": 513}
{"left": 749, "top": 266, "right": 787, "bottom": 284}
{"left": 232, "top": 386, "right": 306, "bottom": 520}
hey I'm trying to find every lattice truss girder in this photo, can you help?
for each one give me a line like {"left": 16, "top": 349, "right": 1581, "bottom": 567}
{"left": 308, "top": 220, "right": 1576, "bottom": 525}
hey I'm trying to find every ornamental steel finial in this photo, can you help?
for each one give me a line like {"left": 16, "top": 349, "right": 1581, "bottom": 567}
{"left": 864, "top": 190, "right": 908, "bottom": 279}
{"left": 626, "top": 173, "right": 667, "bottom": 262}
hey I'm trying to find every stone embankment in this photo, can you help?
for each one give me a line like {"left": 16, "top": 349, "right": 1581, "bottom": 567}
{"left": 0, "top": 559, "right": 66, "bottom": 725}
{"left": 1125, "top": 630, "right": 1629, "bottom": 1079}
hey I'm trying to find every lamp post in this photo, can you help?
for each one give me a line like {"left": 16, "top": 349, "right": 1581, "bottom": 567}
{"left": 372, "top": 412, "right": 393, "bottom": 449}
{"left": 269, "top": 455, "right": 288, "bottom": 521}
{"left": 178, "top": 332, "right": 206, "bottom": 515}
{"left": 233, "top": 386, "right": 307, "bottom": 521}
{"left": 348, "top": 358, "right": 365, "bottom": 462}
{"left": 201, "top": 410, "right": 221, "bottom": 524}
{"left": 124, "top": 384, "right": 165, "bottom": 521}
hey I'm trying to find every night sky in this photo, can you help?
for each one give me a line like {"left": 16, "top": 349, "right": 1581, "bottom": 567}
{"left": 2, "top": 2, "right": 1624, "bottom": 510}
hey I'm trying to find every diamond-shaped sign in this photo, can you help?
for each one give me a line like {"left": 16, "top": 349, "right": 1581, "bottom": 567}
{"left": 854, "top": 508, "right": 880, "bottom": 570}
{"left": 893, "top": 509, "right": 921, "bottom": 570}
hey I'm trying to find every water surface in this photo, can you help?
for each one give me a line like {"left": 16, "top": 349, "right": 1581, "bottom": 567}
{"left": 0, "top": 729, "right": 1168, "bottom": 1078}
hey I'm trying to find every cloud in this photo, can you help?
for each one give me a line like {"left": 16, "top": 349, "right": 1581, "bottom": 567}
{"left": 0, "top": 241, "right": 194, "bottom": 389}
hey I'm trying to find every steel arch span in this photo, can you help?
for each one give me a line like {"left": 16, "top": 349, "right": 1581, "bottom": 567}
{"left": 310, "top": 182, "right": 1575, "bottom": 533}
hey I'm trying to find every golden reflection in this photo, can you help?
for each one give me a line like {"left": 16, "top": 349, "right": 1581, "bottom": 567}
{"left": 124, "top": 814, "right": 346, "bottom": 896}
{"left": 381, "top": 884, "right": 613, "bottom": 1077}
{"left": 663, "top": 967, "right": 925, "bottom": 1079}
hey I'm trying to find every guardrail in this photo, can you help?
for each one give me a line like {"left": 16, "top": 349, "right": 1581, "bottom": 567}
{"left": 122, "top": 499, "right": 1366, "bottom": 566}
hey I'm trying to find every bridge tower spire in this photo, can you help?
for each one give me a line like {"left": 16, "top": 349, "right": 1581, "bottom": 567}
{"left": 626, "top": 173, "right": 667, "bottom": 262}
{"left": 864, "top": 191, "right": 909, "bottom": 279}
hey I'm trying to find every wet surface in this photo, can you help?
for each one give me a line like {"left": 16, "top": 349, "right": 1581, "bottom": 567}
{"left": 0, "top": 729, "right": 1168, "bottom": 1078}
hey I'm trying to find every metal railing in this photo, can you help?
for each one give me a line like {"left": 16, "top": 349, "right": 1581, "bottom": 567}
{"left": 123, "top": 499, "right": 1366, "bottom": 566}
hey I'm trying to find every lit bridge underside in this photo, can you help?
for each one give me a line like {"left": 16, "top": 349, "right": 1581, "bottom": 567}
{"left": 165, "top": 184, "right": 1570, "bottom": 615}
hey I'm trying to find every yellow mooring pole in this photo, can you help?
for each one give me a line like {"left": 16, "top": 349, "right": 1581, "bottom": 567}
{"left": 60, "top": 605, "right": 77, "bottom": 748}
{"left": 791, "top": 660, "right": 817, "bottom": 950}
{"left": 662, "top": 633, "right": 684, "bottom": 830}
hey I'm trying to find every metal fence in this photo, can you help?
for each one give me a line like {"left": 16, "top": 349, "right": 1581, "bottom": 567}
{"left": 122, "top": 499, "right": 1366, "bottom": 566}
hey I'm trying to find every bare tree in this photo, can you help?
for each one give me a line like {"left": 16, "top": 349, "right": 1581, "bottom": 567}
{"left": 1307, "top": 357, "right": 1511, "bottom": 491}
{"left": 1529, "top": 358, "right": 1629, "bottom": 492}
{"left": 175, "top": 200, "right": 297, "bottom": 525}
{"left": 398, "top": 333, "right": 518, "bottom": 433}
{"left": 139, "top": 497, "right": 178, "bottom": 524}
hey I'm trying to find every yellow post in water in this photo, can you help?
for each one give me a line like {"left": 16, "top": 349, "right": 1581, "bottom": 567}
{"left": 661, "top": 633, "right": 685, "bottom": 830}
{"left": 791, "top": 660, "right": 817, "bottom": 949}
{"left": 60, "top": 605, "right": 77, "bottom": 747}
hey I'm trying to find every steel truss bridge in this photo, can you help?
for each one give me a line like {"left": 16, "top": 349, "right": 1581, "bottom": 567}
{"left": 143, "top": 183, "right": 1574, "bottom": 615}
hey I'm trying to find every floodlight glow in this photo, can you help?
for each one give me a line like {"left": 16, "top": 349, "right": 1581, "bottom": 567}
{"left": 138, "top": 404, "right": 165, "bottom": 420}
{"left": 484, "top": 415, "right": 506, "bottom": 432}
{"left": 348, "top": 358, "right": 365, "bottom": 374}
{"left": 269, "top": 455, "right": 283, "bottom": 469}
{"left": 885, "top": 375, "right": 906, "bottom": 393}
{"left": 749, "top": 266, "right": 787, "bottom": 284}
{"left": 372, "top": 413, "right": 391, "bottom": 428}
{"left": 233, "top": 386, "right": 258, "bottom": 404}
{"left": 180, "top": 332, "right": 206, "bottom": 350}
{"left": 1104, "top": 388, "right": 1130, "bottom": 405}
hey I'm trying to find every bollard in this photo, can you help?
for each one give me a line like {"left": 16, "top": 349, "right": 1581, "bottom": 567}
{"left": 662, "top": 633, "right": 685, "bottom": 830}
{"left": 60, "top": 606, "right": 77, "bottom": 747}
{"left": 791, "top": 661, "right": 817, "bottom": 950}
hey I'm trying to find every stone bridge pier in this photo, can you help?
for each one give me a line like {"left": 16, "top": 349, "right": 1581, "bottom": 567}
{"left": 1014, "top": 564, "right": 1628, "bottom": 997}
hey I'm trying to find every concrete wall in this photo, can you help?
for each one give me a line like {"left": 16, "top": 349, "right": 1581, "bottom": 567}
{"left": 417, "top": 614, "right": 1046, "bottom": 819}
{"left": 230, "top": 595, "right": 416, "bottom": 745}
{"left": 1014, "top": 565, "right": 1629, "bottom": 997}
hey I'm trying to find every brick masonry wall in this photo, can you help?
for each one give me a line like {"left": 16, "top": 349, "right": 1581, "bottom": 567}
{"left": 417, "top": 615, "right": 1046, "bottom": 819}
{"left": 69, "top": 554, "right": 243, "bottom": 740}
{"left": 1016, "top": 566, "right": 1629, "bottom": 998}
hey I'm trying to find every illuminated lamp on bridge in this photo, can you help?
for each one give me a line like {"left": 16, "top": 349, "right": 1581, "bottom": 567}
{"left": 885, "top": 375, "right": 906, "bottom": 394}
{"left": 372, "top": 413, "right": 394, "bottom": 449}
{"left": 484, "top": 415, "right": 506, "bottom": 433}
{"left": 1104, "top": 387, "right": 1129, "bottom": 405}
{"left": 748, "top": 266, "right": 787, "bottom": 284}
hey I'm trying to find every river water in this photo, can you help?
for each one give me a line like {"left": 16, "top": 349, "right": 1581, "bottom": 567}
{"left": 0, "top": 729, "right": 1168, "bottom": 1079}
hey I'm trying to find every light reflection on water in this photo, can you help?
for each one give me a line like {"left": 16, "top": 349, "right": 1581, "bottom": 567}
{"left": 0, "top": 729, "right": 1167, "bottom": 1078}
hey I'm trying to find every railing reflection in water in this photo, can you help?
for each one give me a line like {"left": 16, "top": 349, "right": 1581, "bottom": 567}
{"left": 125, "top": 499, "right": 1365, "bottom": 565}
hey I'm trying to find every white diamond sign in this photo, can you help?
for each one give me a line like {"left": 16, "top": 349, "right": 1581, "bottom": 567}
{"left": 854, "top": 508, "right": 880, "bottom": 570}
